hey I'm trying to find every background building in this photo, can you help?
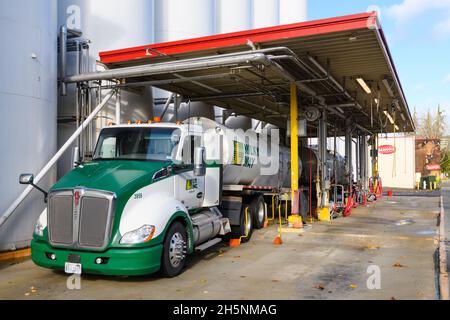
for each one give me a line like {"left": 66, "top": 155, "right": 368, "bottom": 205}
{"left": 377, "top": 134, "right": 416, "bottom": 189}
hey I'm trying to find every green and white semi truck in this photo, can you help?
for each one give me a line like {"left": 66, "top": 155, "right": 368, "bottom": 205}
{"left": 27, "top": 117, "right": 297, "bottom": 277}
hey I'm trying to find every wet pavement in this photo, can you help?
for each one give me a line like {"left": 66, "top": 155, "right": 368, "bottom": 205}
{"left": 0, "top": 194, "right": 441, "bottom": 300}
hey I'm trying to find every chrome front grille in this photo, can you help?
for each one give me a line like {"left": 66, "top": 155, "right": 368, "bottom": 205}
{"left": 47, "top": 189, "right": 116, "bottom": 251}
{"left": 48, "top": 194, "right": 73, "bottom": 245}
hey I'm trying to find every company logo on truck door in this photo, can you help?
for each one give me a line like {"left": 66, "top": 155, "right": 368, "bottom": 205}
{"left": 232, "top": 140, "right": 258, "bottom": 168}
{"left": 186, "top": 179, "right": 198, "bottom": 191}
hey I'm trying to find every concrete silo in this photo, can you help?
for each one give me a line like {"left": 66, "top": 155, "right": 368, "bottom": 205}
{"left": 0, "top": 0, "right": 58, "bottom": 250}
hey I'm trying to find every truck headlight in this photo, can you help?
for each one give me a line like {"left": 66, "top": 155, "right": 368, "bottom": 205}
{"left": 34, "top": 220, "right": 45, "bottom": 237}
{"left": 120, "top": 225, "right": 155, "bottom": 244}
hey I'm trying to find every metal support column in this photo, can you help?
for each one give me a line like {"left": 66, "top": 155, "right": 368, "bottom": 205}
{"left": 345, "top": 126, "right": 353, "bottom": 187}
{"left": 290, "top": 83, "right": 299, "bottom": 216}
{"left": 359, "top": 135, "right": 368, "bottom": 190}
{"left": 355, "top": 136, "right": 360, "bottom": 183}
{"left": 317, "top": 109, "right": 330, "bottom": 221}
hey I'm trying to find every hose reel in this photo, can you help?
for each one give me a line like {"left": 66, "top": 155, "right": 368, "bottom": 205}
{"left": 305, "top": 107, "right": 321, "bottom": 122}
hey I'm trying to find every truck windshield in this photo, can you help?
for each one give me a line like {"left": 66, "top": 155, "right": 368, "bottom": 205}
{"left": 93, "top": 127, "right": 180, "bottom": 162}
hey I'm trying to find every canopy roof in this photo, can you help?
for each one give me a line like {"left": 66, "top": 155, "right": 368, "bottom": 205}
{"left": 92, "top": 12, "right": 413, "bottom": 135}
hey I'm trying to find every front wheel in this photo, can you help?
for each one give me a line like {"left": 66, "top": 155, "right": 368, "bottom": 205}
{"left": 161, "top": 221, "right": 187, "bottom": 277}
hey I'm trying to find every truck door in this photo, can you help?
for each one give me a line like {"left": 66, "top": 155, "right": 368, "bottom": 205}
{"left": 175, "top": 135, "right": 205, "bottom": 210}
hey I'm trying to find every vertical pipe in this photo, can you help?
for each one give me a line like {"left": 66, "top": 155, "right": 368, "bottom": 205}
{"left": 59, "top": 25, "right": 67, "bottom": 96}
{"left": 174, "top": 94, "right": 182, "bottom": 123}
{"left": 290, "top": 83, "right": 299, "bottom": 214}
{"left": 116, "top": 89, "right": 121, "bottom": 124}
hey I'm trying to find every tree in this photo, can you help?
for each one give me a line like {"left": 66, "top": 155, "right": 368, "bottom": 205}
{"left": 412, "top": 107, "right": 420, "bottom": 133}
{"left": 417, "top": 106, "right": 446, "bottom": 139}
{"left": 419, "top": 109, "right": 434, "bottom": 138}
{"left": 433, "top": 104, "right": 446, "bottom": 138}
{"left": 442, "top": 149, "right": 450, "bottom": 176}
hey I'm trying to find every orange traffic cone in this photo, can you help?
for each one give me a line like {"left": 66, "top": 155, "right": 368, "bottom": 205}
{"left": 273, "top": 235, "right": 283, "bottom": 245}
{"left": 229, "top": 239, "right": 241, "bottom": 248}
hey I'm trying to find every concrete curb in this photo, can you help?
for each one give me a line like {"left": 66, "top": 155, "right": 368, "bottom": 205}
{"left": 439, "top": 196, "right": 449, "bottom": 300}
{"left": 0, "top": 247, "right": 31, "bottom": 262}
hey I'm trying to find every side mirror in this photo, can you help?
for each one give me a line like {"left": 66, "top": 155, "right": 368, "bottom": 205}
{"left": 19, "top": 173, "right": 48, "bottom": 203}
{"left": 193, "top": 147, "right": 206, "bottom": 177}
{"left": 19, "top": 174, "right": 34, "bottom": 185}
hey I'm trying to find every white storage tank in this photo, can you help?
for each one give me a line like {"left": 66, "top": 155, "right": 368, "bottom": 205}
{"left": 0, "top": 0, "right": 58, "bottom": 251}
{"left": 253, "top": 0, "right": 280, "bottom": 28}
{"left": 57, "top": 0, "right": 155, "bottom": 177}
{"left": 154, "top": 0, "right": 216, "bottom": 122}
{"left": 279, "top": 0, "right": 308, "bottom": 24}
{"left": 216, "top": 0, "right": 253, "bottom": 33}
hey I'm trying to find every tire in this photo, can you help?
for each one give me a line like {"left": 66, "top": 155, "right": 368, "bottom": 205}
{"left": 251, "top": 195, "right": 267, "bottom": 229}
{"left": 161, "top": 221, "right": 188, "bottom": 277}
{"left": 230, "top": 205, "right": 254, "bottom": 243}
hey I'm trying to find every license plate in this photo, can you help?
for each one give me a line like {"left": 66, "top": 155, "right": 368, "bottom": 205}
{"left": 65, "top": 262, "right": 82, "bottom": 275}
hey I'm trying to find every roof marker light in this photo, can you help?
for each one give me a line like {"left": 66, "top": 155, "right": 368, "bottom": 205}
{"left": 356, "top": 77, "right": 372, "bottom": 94}
{"left": 153, "top": 117, "right": 161, "bottom": 123}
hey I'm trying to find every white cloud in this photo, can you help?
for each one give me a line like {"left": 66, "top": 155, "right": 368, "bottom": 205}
{"left": 386, "top": 0, "right": 450, "bottom": 38}
{"left": 387, "top": 0, "right": 450, "bottom": 23}
{"left": 443, "top": 73, "right": 450, "bottom": 84}
{"left": 434, "top": 16, "right": 450, "bottom": 36}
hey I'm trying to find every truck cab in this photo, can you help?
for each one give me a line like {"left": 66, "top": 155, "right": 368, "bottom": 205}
{"left": 31, "top": 120, "right": 233, "bottom": 277}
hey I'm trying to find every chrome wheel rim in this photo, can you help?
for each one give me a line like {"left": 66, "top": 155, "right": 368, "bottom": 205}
{"left": 245, "top": 210, "right": 251, "bottom": 235}
{"left": 257, "top": 201, "right": 265, "bottom": 223}
{"left": 169, "top": 232, "right": 185, "bottom": 268}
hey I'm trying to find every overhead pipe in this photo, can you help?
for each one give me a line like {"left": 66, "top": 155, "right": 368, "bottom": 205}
{"left": 98, "top": 73, "right": 232, "bottom": 90}
{"left": 0, "top": 90, "right": 117, "bottom": 229}
{"left": 160, "top": 93, "right": 175, "bottom": 120}
{"left": 65, "top": 53, "right": 271, "bottom": 83}
{"left": 308, "top": 56, "right": 367, "bottom": 113}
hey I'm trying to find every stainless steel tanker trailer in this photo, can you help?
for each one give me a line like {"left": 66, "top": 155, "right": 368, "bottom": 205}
{"left": 26, "top": 117, "right": 301, "bottom": 277}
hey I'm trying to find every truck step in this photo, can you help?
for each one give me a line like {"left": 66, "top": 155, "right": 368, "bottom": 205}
{"left": 195, "top": 238, "right": 222, "bottom": 252}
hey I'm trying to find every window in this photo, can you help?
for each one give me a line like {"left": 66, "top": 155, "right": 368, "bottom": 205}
{"left": 93, "top": 127, "right": 180, "bottom": 162}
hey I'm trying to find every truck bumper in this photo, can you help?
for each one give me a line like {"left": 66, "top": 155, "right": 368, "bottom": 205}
{"left": 31, "top": 239, "right": 163, "bottom": 276}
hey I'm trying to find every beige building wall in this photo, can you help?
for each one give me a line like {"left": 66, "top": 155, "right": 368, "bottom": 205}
{"left": 377, "top": 134, "right": 416, "bottom": 189}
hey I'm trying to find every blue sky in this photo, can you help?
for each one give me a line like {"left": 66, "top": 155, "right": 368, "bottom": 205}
{"left": 309, "top": 0, "right": 450, "bottom": 133}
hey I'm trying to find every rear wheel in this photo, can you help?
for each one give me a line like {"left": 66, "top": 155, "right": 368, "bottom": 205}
{"left": 251, "top": 195, "right": 267, "bottom": 229}
{"left": 161, "top": 221, "right": 187, "bottom": 277}
{"left": 230, "top": 205, "right": 254, "bottom": 243}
